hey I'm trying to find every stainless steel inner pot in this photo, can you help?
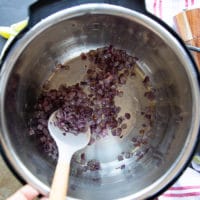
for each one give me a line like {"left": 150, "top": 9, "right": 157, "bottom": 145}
{"left": 0, "top": 4, "right": 200, "bottom": 200}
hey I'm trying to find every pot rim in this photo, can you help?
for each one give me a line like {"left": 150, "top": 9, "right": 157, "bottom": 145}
{"left": 0, "top": 3, "right": 200, "bottom": 200}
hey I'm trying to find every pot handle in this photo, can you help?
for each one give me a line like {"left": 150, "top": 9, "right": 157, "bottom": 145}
{"left": 28, "top": 0, "right": 146, "bottom": 28}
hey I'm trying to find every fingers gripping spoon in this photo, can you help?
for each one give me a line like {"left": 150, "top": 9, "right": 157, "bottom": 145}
{"left": 48, "top": 111, "right": 91, "bottom": 200}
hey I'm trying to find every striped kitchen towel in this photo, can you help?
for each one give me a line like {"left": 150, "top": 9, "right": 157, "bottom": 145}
{"left": 158, "top": 168, "right": 200, "bottom": 199}
{"left": 145, "top": 0, "right": 200, "bottom": 27}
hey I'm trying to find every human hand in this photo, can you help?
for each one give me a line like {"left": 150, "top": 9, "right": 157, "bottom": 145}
{"left": 7, "top": 184, "right": 48, "bottom": 200}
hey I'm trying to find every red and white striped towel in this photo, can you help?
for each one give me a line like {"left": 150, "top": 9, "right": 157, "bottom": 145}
{"left": 145, "top": 0, "right": 200, "bottom": 27}
{"left": 145, "top": 1, "right": 200, "bottom": 199}
{"left": 158, "top": 168, "right": 200, "bottom": 199}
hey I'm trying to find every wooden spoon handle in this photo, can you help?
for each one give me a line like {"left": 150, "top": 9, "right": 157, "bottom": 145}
{"left": 49, "top": 159, "right": 70, "bottom": 200}
{"left": 174, "top": 8, "right": 200, "bottom": 70}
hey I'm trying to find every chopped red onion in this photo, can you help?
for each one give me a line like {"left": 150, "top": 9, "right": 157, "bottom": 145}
{"left": 125, "top": 113, "right": 131, "bottom": 119}
{"left": 143, "top": 76, "right": 150, "bottom": 86}
{"left": 28, "top": 45, "right": 152, "bottom": 163}
{"left": 121, "top": 164, "right": 125, "bottom": 169}
{"left": 81, "top": 53, "right": 87, "bottom": 60}
{"left": 144, "top": 90, "right": 156, "bottom": 100}
{"left": 117, "top": 155, "right": 124, "bottom": 161}
{"left": 87, "top": 160, "right": 100, "bottom": 171}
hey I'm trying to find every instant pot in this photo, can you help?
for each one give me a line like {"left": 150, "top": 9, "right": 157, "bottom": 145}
{"left": 0, "top": 0, "right": 200, "bottom": 199}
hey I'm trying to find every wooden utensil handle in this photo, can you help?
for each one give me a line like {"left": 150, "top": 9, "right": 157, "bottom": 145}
{"left": 49, "top": 160, "right": 70, "bottom": 200}
{"left": 174, "top": 8, "right": 200, "bottom": 70}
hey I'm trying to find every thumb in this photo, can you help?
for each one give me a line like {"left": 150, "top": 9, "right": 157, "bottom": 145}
{"left": 7, "top": 184, "right": 39, "bottom": 200}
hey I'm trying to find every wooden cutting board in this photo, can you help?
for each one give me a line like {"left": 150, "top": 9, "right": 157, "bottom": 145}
{"left": 174, "top": 8, "right": 200, "bottom": 70}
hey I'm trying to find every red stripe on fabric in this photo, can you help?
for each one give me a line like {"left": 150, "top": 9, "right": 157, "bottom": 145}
{"left": 159, "top": 0, "right": 162, "bottom": 18}
{"left": 170, "top": 186, "right": 200, "bottom": 190}
{"left": 191, "top": 0, "right": 195, "bottom": 5}
{"left": 163, "top": 192, "right": 200, "bottom": 197}
{"left": 153, "top": 0, "right": 157, "bottom": 15}
{"left": 185, "top": 0, "right": 189, "bottom": 7}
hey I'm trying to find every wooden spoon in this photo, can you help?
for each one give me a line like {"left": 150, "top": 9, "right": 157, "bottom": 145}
{"left": 48, "top": 111, "right": 91, "bottom": 200}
